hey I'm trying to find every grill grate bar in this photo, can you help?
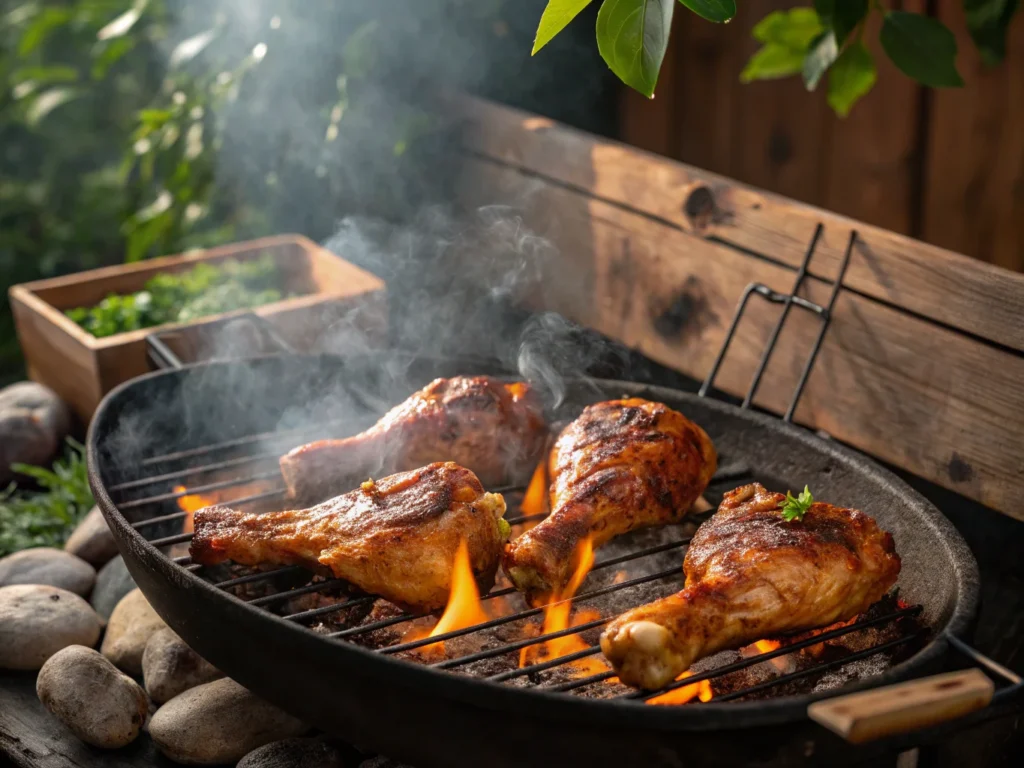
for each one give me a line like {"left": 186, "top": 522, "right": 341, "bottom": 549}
{"left": 149, "top": 532, "right": 194, "bottom": 548}
{"left": 323, "top": 537, "right": 689, "bottom": 639}
{"left": 133, "top": 488, "right": 287, "bottom": 530}
{"left": 546, "top": 670, "right": 616, "bottom": 692}
{"left": 544, "top": 604, "right": 922, "bottom": 696}
{"left": 111, "top": 451, "right": 282, "bottom": 492}
{"left": 711, "top": 632, "right": 922, "bottom": 703}
{"left": 248, "top": 579, "right": 351, "bottom": 607}
{"left": 119, "top": 470, "right": 283, "bottom": 509}
{"left": 139, "top": 419, "right": 350, "bottom": 467}
{"left": 487, "top": 644, "right": 603, "bottom": 683}
{"left": 214, "top": 566, "right": 305, "bottom": 589}
{"left": 433, "top": 618, "right": 608, "bottom": 671}
{"left": 283, "top": 595, "right": 377, "bottom": 623}
{"left": 373, "top": 567, "right": 680, "bottom": 653}
{"left": 221, "top": 537, "right": 691, "bottom": 621}
{"left": 628, "top": 604, "right": 923, "bottom": 701}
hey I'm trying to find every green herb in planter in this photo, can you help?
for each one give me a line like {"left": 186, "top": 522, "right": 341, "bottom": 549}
{"left": 0, "top": 439, "right": 94, "bottom": 557}
{"left": 65, "top": 254, "right": 288, "bottom": 338}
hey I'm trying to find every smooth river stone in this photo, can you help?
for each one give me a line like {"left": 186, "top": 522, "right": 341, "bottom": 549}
{"left": 0, "top": 585, "right": 103, "bottom": 670}
{"left": 0, "top": 547, "right": 96, "bottom": 596}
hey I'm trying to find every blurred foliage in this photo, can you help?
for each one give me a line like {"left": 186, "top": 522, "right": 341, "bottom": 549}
{"left": 66, "top": 253, "right": 283, "bottom": 336}
{"left": 2, "top": 0, "right": 580, "bottom": 383}
{"left": 0, "top": 438, "right": 93, "bottom": 557}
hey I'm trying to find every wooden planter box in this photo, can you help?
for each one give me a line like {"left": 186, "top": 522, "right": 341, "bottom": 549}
{"left": 9, "top": 235, "right": 386, "bottom": 423}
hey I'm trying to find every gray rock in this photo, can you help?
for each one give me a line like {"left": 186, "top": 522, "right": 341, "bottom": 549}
{"left": 0, "top": 382, "right": 71, "bottom": 485}
{"left": 149, "top": 678, "right": 309, "bottom": 765}
{"left": 36, "top": 645, "right": 148, "bottom": 748}
{"left": 101, "top": 588, "right": 166, "bottom": 674}
{"left": 91, "top": 555, "right": 136, "bottom": 620}
{"left": 0, "top": 585, "right": 103, "bottom": 670}
{"left": 142, "top": 628, "right": 222, "bottom": 704}
{"left": 0, "top": 547, "right": 95, "bottom": 596}
{"left": 238, "top": 737, "right": 348, "bottom": 768}
{"left": 64, "top": 506, "right": 118, "bottom": 568}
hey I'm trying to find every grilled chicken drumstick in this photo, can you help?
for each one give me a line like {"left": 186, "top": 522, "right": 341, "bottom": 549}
{"left": 280, "top": 376, "right": 546, "bottom": 504}
{"left": 190, "top": 462, "right": 510, "bottom": 613}
{"left": 600, "top": 483, "right": 902, "bottom": 689}
{"left": 503, "top": 398, "right": 717, "bottom": 605}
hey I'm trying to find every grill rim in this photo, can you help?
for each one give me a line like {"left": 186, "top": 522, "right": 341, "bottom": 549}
{"left": 87, "top": 353, "right": 980, "bottom": 733}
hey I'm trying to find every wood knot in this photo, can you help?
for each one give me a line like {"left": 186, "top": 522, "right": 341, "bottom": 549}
{"left": 683, "top": 185, "right": 717, "bottom": 230}
{"left": 651, "top": 276, "right": 718, "bottom": 341}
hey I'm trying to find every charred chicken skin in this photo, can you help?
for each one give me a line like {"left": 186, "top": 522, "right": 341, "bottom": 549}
{"left": 190, "top": 462, "right": 510, "bottom": 613}
{"left": 503, "top": 398, "right": 717, "bottom": 605}
{"left": 600, "top": 483, "right": 902, "bottom": 689}
{"left": 280, "top": 376, "right": 547, "bottom": 504}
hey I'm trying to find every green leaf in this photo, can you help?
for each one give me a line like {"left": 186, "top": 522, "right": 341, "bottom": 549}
{"left": 596, "top": 0, "right": 675, "bottom": 98}
{"left": 11, "top": 66, "right": 79, "bottom": 85}
{"left": 827, "top": 41, "right": 877, "bottom": 116}
{"left": 741, "top": 44, "right": 806, "bottom": 83}
{"left": 92, "top": 37, "right": 136, "bottom": 79}
{"left": 780, "top": 485, "right": 814, "bottom": 522}
{"left": 814, "top": 0, "right": 868, "bottom": 45}
{"left": 533, "top": 0, "right": 594, "bottom": 54}
{"left": 678, "top": 0, "right": 736, "bottom": 23}
{"left": 964, "top": 0, "right": 1019, "bottom": 65}
{"left": 169, "top": 28, "right": 217, "bottom": 68}
{"left": 803, "top": 31, "right": 839, "bottom": 90}
{"left": 753, "top": 8, "right": 823, "bottom": 50}
{"left": 97, "top": 0, "right": 149, "bottom": 42}
{"left": 25, "top": 88, "right": 79, "bottom": 126}
{"left": 880, "top": 11, "right": 964, "bottom": 88}
{"left": 17, "top": 7, "right": 73, "bottom": 56}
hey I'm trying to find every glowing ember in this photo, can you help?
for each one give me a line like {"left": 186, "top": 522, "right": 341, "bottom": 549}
{"left": 518, "top": 459, "right": 549, "bottom": 521}
{"left": 518, "top": 537, "right": 609, "bottom": 677}
{"left": 404, "top": 539, "right": 489, "bottom": 657}
{"left": 647, "top": 671, "right": 714, "bottom": 706}
{"left": 747, "top": 638, "right": 789, "bottom": 672}
{"left": 174, "top": 485, "right": 216, "bottom": 533}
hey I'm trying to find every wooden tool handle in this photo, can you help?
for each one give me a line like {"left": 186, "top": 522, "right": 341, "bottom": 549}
{"left": 807, "top": 669, "right": 994, "bottom": 744}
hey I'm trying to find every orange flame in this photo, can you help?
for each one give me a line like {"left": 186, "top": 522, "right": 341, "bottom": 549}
{"left": 519, "top": 537, "right": 609, "bottom": 677}
{"left": 748, "top": 638, "right": 789, "bottom": 672}
{"left": 405, "top": 539, "right": 489, "bottom": 657}
{"left": 174, "top": 485, "right": 216, "bottom": 534}
{"left": 647, "top": 671, "right": 714, "bottom": 706}
{"left": 519, "top": 459, "right": 549, "bottom": 520}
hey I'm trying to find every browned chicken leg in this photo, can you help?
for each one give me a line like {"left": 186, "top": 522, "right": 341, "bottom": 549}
{"left": 600, "top": 483, "right": 902, "bottom": 689}
{"left": 280, "top": 376, "right": 547, "bottom": 504}
{"left": 503, "top": 398, "right": 717, "bottom": 605}
{"left": 190, "top": 462, "right": 510, "bottom": 612}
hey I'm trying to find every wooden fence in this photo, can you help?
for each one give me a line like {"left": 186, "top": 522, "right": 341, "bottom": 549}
{"left": 619, "top": 0, "right": 1024, "bottom": 272}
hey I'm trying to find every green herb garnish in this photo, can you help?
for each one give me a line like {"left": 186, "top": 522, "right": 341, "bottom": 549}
{"left": 780, "top": 485, "right": 814, "bottom": 522}
{"left": 0, "top": 439, "right": 94, "bottom": 557}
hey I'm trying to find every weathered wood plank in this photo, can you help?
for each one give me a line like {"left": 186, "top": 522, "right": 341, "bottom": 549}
{"left": 922, "top": 0, "right": 1024, "bottom": 272}
{"left": 448, "top": 93, "right": 1024, "bottom": 352}
{"left": 820, "top": 2, "right": 924, "bottom": 237}
{"left": 726, "top": 1, "right": 833, "bottom": 207}
{"left": 457, "top": 157, "right": 1024, "bottom": 519}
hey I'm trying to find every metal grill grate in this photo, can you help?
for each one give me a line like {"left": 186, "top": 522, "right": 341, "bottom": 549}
{"left": 104, "top": 222, "right": 942, "bottom": 705}
{"left": 111, "top": 450, "right": 925, "bottom": 705}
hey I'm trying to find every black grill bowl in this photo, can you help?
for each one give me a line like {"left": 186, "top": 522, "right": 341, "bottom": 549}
{"left": 87, "top": 353, "right": 979, "bottom": 767}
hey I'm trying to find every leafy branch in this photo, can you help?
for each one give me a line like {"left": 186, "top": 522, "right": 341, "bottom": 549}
{"left": 532, "top": 0, "right": 1019, "bottom": 115}
{"left": 0, "top": 440, "right": 94, "bottom": 558}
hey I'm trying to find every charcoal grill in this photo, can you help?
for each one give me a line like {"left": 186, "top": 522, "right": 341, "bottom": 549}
{"left": 87, "top": 231, "right": 1023, "bottom": 767}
